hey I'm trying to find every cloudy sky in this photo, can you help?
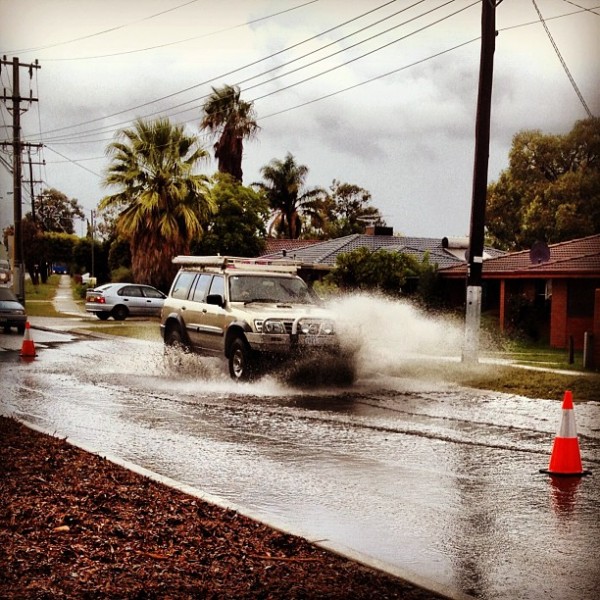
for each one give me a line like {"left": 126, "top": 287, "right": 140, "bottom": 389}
{"left": 1, "top": 0, "right": 598, "bottom": 239}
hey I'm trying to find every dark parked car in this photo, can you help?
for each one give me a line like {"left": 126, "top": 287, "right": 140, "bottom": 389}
{"left": 85, "top": 283, "right": 166, "bottom": 321}
{"left": 0, "top": 287, "right": 26, "bottom": 334}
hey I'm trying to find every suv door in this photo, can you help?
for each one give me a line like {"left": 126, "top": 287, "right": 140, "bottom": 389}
{"left": 196, "top": 274, "right": 229, "bottom": 352}
{"left": 184, "top": 273, "right": 214, "bottom": 348}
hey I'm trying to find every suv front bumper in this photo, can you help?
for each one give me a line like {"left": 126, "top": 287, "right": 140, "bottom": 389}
{"left": 246, "top": 332, "right": 339, "bottom": 354}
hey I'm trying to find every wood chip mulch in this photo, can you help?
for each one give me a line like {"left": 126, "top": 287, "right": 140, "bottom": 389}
{"left": 0, "top": 416, "right": 446, "bottom": 599}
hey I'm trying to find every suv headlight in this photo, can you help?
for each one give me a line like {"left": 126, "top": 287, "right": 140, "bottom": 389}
{"left": 298, "top": 319, "right": 335, "bottom": 335}
{"left": 262, "top": 319, "right": 286, "bottom": 334}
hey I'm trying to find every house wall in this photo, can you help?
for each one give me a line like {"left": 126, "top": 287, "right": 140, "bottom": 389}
{"left": 550, "top": 280, "right": 567, "bottom": 348}
{"left": 550, "top": 279, "right": 597, "bottom": 351}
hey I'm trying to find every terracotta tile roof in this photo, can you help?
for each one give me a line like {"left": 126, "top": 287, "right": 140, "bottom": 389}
{"left": 260, "top": 234, "right": 503, "bottom": 269}
{"left": 440, "top": 234, "right": 600, "bottom": 278}
{"left": 260, "top": 239, "right": 322, "bottom": 256}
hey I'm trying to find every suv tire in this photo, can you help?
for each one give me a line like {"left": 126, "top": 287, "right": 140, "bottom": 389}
{"left": 229, "top": 337, "right": 256, "bottom": 381}
{"left": 165, "top": 325, "right": 188, "bottom": 350}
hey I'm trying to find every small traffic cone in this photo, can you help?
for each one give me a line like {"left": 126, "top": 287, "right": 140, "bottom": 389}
{"left": 19, "top": 321, "right": 37, "bottom": 359}
{"left": 540, "top": 391, "right": 591, "bottom": 477}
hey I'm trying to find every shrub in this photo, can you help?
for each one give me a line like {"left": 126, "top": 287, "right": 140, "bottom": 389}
{"left": 111, "top": 266, "right": 133, "bottom": 282}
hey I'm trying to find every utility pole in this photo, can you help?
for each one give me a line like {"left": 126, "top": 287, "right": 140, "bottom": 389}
{"left": 0, "top": 56, "right": 41, "bottom": 304}
{"left": 90, "top": 210, "right": 95, "bottom": 280}
{"left": 25, "top": 147, "right": 45, "bottom": 222}
{"left": 463, "top": 0, "right": 500, "bottom": 363}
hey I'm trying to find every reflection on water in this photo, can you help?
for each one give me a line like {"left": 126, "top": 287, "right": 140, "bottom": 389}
{"left": 548, "top": 476, "right": 582, "bottom": 517}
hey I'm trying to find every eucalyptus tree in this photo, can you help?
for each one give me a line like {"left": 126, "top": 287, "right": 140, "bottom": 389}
{"left": 200, "top": 84, "right": 259, "bottom": 181}
{"left": 255, "top": 152, "right": 324, "bottom": 239}
{"left": 486, "top": 117, "right": 600, "bottom": 250}
{"left": 100, "top": 117, "right": 214, "bottom": 291}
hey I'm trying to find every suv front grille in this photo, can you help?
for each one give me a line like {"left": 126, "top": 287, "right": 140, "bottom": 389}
{"left": 255, "top": 320, "right": 294, "bottom": 334}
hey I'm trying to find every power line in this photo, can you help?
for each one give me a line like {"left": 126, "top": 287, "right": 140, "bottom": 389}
{"left": 37, "top": 0, "right": 402, "bottom": 138}
{"left": 34, "top": 0, "right": 596, "bottom": 147}
{"left": 39, "top": 0, "right": 460, "bottom": 144}
{"left": 40, "top": 0, "right": 321, "bottom": 61}
{"left": 2, "top": 0, "right": 202, "bottom": 55}
{"left": 531, "top": 0, "right": 593, "bottom": 117}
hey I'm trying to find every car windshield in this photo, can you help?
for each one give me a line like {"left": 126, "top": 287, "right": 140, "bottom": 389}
{"left": 229, "top": 275, "right": 314, "bottom": 304}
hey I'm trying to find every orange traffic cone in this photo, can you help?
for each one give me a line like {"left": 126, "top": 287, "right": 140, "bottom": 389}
{"left": 19, "top": 321, "right": 37, "bottom": 359}
{"left": 540, "top": 391, "right": 591, "bottom": 477}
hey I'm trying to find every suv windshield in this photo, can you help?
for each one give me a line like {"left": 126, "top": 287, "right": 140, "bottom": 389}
{"left": 229, "top": 274, "right": 313, "bottom": 304}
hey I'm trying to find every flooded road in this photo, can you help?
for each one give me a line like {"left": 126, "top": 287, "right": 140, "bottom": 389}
{"left": 2, "top": 334, "right": 599, "bottom": 600}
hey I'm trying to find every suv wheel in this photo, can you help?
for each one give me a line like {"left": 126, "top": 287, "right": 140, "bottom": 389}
{"left": 165, "top": 325, "right": 188, "bottom": 350}
{"left": 229, "top": 337, "right": 256, "bottom": 381}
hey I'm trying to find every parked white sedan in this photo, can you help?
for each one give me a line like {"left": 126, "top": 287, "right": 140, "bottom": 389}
{"left": 85, "top": 283, "right": 166, "bottom": 321}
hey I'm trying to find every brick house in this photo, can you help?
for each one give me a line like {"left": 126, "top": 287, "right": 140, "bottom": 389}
{"left": 439, "top": 235, "right": 600, "bottom": 358}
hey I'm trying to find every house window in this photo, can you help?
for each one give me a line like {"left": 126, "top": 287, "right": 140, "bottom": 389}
{"left": 567, "top": 280, "right": 598, "bottom": 317}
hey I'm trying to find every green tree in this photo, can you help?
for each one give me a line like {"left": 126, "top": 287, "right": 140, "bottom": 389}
{"left": 255, "top": 152, "right": 324, "bottom": 239}
{"left": 328, "top": 247, "right": 423, "bottom": 296}
{"left": 34, "top": 188, "right": 84, "bottom": 234}
{"left": 200, "top": 84, "right": 259, "bottom": 182}
{"left": 316, "top": 180, "right": 384, "bottom": 238}
{"left": 100, "top": 117, "right": 214, "bottom": 291}
{"left": 192, "top": 173, "right": 269, "bottom": 257}
{"left": 486, "top": 117, "right": 600, "bottom": 250}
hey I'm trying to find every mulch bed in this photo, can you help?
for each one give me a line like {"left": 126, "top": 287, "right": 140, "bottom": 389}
{"left": 0, "top": 416, "right": 445, "bottom": 599}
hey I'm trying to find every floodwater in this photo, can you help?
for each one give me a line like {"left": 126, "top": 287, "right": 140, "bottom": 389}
{"left": 1, "top": 295, "right": 599, "bottom": 599}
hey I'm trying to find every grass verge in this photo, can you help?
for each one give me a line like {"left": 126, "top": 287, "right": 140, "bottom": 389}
{"left": 24, "top": 276, "right": 62, "bottom": 317}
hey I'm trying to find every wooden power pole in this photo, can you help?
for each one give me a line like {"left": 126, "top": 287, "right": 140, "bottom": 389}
{"left": 463, "top": 1, "right": 500, "bottom": 363}
{"left": 0, "top": 56, "right": 41, "bottom": 303}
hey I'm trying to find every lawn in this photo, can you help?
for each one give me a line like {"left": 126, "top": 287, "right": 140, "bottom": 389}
{"left": 23, "top": 275, "right": 62, "bottom": 317}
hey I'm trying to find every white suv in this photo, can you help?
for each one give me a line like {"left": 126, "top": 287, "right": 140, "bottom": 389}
{"left": 161, "top": 256, "right": 347, "bottom": 381}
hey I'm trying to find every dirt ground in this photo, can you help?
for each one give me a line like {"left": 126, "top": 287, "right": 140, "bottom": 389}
{"left": 0, "top": 416, "right": 446, "bottom": 599}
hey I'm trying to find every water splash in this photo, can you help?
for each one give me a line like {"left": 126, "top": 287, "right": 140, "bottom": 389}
{"left": 325, "top": 293, "right": 466, "bottom": 378}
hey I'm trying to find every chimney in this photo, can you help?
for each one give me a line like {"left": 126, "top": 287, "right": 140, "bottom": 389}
{"left": 365, "top": 225, "right": 393, "bottom": 236}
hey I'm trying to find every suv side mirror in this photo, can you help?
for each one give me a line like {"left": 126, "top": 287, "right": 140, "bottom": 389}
{"left": 206, "top": 294, "right": 224, "bottom": 308}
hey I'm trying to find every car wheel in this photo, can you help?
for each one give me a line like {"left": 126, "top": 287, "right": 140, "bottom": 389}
{"left": 112, "top": 305, "right": 128, "bottom": 321}
{"left": 3, "top": 325, "right": 10, "bottom": 334}
{"left": 96, "top": 312, "right": 110, "bottom": 321}
{"left": 228, "top": 337, "right": 256, "bottom": 381}
{"left": 17, "top": 324, "right": 25, "bottom": 335}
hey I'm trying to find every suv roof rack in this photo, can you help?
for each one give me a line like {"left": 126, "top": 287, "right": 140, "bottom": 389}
{"left": 172, "top": 255, "right": 300, "bottom": 273}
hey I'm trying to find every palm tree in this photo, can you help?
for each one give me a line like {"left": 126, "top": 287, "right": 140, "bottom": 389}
{"left": 255, "top": 152, "right": 324, "bottom": 239}
{"left": 200, "top": 84, "right": 258, "bottom": 181}
{"left": 100, "top": 118, "right": 214, "bottom": 291}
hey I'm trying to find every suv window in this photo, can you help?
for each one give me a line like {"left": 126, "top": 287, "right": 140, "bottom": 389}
{"left": 209, "top": 275, "right": 224, "bottom": 297}
{"left": 171, "top": 271, "right": 197, "bottom": 300}
{"left": 192, "top": 273, "right": 212, "bottom": 303}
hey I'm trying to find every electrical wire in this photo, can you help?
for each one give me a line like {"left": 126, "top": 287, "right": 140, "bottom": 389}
{"left": 531, "top": 0, "right": 593, "bottom": 117}
{"left": 37, "top": 0, "right": 403, "bottom": 138}
{"left": 2, "top": 0, "right": 202, "bottom": 55}
{"left": 40, "top": 0, "right": 463, "bottom": 144}
{"left": 40, "top": 0, "right": 321, "bottom": 61}
{"left": 560, "top": 0, "right": 600, "bottom": 16}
